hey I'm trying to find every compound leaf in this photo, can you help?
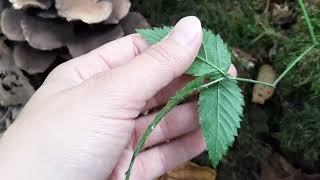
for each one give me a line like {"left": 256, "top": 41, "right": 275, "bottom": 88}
{"left": 137, "top": 27, "right": 231, "bottom": 77}
{"left": 137, "top": 26, "right": 243, "bottom": 168}
{"left": 199, "top": 80, "right": 244, "bottom": 167}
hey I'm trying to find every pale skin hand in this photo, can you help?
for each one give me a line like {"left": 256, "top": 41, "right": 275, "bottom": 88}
{"left": 0, "top": 17, "right": 236, "bottom": 180}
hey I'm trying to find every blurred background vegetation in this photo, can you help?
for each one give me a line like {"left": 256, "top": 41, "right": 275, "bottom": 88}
{"left": 133, "top": 0, "right": 320, "bottom": 179}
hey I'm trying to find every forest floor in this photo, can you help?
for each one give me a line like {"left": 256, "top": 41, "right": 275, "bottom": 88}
{"left": 133, "top": 0, "right": 320, "bottom": 179}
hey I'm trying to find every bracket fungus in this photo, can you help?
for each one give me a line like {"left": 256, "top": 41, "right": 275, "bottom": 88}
{"left": 55, "top": 0, "right": 113, "bottom": 24}
{"left": 104, "top": 0, "right": 131, "bottom": 24}
{"left": 9, "top": 0, "right": 52, "bottom": 9}
{"left": 0, "top": 8, "right": 25, "bottom": 41}
{"left": 67, "top": 25, "right": 124, "bottom": 57}
{"left": 0, "top": 37, "right": 12, "bottom": 55}
{"left": 0, "top": 0, "right": 141, "bottom": 103}
{"left": 21, "top": 15, "right": 74, "bottom": 50}
{"left": 13, "top": 43, "right": 57, "bottom": 74}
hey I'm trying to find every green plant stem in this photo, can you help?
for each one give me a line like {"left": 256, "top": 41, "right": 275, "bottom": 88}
{"left": 125, "top": 77, "right": 225, "bottom": 180}
{"left": 272, "top": 45, "right": 315, "bottom": 86}
{"left": 197, "top": 56, "right": 227, "bottom": 76}
{"left": 200, "top": 77, "right": 226, "bottom": 88}
{"left": 250, "top": 32, "right": 266, "bottom": 45}
{"left": 229, "top": 76, "right": 275, "bottom": 87}
{"left": 297, "top": 0, "right": 318, "bottom": 46}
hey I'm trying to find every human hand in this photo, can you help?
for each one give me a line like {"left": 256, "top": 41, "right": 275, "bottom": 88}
{"left": 0, "top": 16, "right": 236, "bottom": 180}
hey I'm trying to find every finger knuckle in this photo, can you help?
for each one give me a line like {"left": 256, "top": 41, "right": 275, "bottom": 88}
{"left": 148, "top": 44, "right": 174, "bottom": 64}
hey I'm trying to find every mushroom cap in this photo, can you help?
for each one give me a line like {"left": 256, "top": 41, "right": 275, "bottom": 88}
{"left": 104, "top": 0, "right": 131, "bottom": 24}
{"left": 0, "top": 8, "right": 25, "bottom": 41}
{"left": 0, "top": 37, "right": 12, "bottom": 55}
{"left": 21, "top": 15, "right": 74, "bottom": 50}
{"left": 55, "top": 0, "right": 113, "bottom": 24}
{"left": 120, "top": 12, "right": 150, "bottom": 35}
{"left": 9, "top": 0, "right": 52, "bottom": 9}
{"left": 67, "top": 25, "right": 124, "bottom": 57}
{"left": 0, "top": 54, "right": 35, "bottom": 106}
{"left": 13, "top": 43, "right": 57, "bottom": 74}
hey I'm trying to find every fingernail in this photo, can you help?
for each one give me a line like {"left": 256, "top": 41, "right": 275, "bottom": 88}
{"left": 169, "top": 16, "right": 202, "bottom": 46}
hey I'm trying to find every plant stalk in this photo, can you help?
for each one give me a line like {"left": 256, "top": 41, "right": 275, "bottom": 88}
{"left": 272, "top": 45, "right": 314, "bottom": 86}
{"left": 297, "top": 0, "right": 318, "bottom": 46}
{"left": 125, "top": 77, "right": 225, "bottom": 180}
{"left": 229, "top": 76, "right": 274, "bottom": 87}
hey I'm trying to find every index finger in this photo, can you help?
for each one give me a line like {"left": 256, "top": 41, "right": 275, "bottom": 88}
{"left": 68, "top": 34, "right": 150, "bottom": 79}
{"left": 45, "top": 34, "right": 149, "bottom": 88}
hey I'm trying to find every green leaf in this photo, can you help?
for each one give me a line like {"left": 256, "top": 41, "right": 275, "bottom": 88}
{"left": 199, "top": 79, "right": 244, "bottom": 167}
{"left": 187, "top": 29, "right": 231, "bottom": 76}
{"left": 136, "top": 27, "right": 171, "bottom": 44}
{"left": 137, "top": 27, "right": 231, "bottom": 77}
{"left": 137, "top": 26, "right": 243, "bottom": 168}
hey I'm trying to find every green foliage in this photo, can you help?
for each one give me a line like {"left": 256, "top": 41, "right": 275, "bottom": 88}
{"left": 187, "top": 30, "right": 231, "bottom": 76}
{"left": 274, "top": 103, "right": 320, "bottom": 166}
{"left": 271, "top": 2, "right": 320, "bottom": 93}
{"left": 133, "top": 0, "right": 264, "bottom": 47}
{"left": 127, "top": 1, "right": 319, "bottom": 179}
{"left": 136, "top": 27, "right": 171, "bottom": 44}
{"left": 125, "top": 27, "right": 244, "bottom": 179}
{"left": 125, "top": 76, "right": 206, "bottom": 180}
{"left": 137, "top": 28, "right": 231, "bottom": 76}
{"left": 218, "top": 116, "right": 272, "bottom": 180}
{"left": 199, "top": 80, "right": 244, "bottom": 167}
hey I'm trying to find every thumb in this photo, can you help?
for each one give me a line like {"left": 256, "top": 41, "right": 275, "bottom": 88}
{"left": 110, "top": 16, "right": 203, "bottom": 101}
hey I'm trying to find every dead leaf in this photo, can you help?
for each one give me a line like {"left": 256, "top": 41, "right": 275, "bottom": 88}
{"left": 271, "top": 3, "right": 297, "bottom": 27}
{"left": 158, "top": 162, "right": 216, "bottom": 180}
{"left": 232, "top": 47, "right": 257, "bottom": 70}
{"left": 252, "top": 64, "right": 276, "bottom": 104}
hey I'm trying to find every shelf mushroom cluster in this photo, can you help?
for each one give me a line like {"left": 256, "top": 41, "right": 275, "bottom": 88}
{"left": 0, "top": 0, "right": 150, "bottom": 106}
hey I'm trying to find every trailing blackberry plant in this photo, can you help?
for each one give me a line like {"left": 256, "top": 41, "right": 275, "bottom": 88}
{"left": 125, "top": 0, "right": 318, "bottom": 179}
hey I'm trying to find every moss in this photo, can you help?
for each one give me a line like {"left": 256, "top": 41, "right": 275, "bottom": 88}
{"left": 133, "top": 0, "right": 320, "bottom": 175}
{"left": 192, "top": 113, "right": 272, "bottom": 180}
{"left": 274, "top": 102, "right": 320, "bottom": 168}
{"left": 133, "top": 0, "right": 266, "bottom": 47}
{"left": 272, "top": 2, "right": 320, "bottom": 93}
{"left": 217, "top": 116, "right": 272, "bottom": 180}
